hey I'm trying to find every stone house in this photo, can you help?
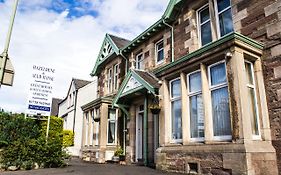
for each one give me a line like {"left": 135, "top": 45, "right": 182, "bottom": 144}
{"left": 82, "top": 0, "right": 281, "bottom": 174}
{"left": 58, "top": 78, "right": 96, "bottom": 156}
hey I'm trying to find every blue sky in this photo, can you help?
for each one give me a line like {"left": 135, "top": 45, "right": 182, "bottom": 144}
{"left": 0, "top": 0, "right": 169, "bottom": 112}
{"left": 47, "top": 0, "right": 99, "bottom": 18}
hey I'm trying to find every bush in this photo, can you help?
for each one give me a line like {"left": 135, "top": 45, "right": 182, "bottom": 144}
{"left": 0, "top": 113, "right": 68, "bottom": 170}
{"left": 63, "top": 130, "right": 74, "bottom": 147}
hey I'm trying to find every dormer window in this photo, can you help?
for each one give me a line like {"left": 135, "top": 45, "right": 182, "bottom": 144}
{"left": 156, "top": 39, "right": 164, "bottom": 64}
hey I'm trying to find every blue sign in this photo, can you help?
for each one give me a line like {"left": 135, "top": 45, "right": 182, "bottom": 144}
{"left": 28, "top": 105, "right": 50, "bottom": 112}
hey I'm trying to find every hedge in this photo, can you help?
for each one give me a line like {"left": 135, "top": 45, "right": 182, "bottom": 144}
{"left": 0, "top": 112, "right": 68, "bottom": 170}
{"left": 63, "top": 130, "right": 74, "bottom": 147}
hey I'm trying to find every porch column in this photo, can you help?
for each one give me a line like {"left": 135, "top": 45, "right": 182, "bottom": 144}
{"left": 181, "top": 72, "right": 190, "bottom": 144}
{"left": 163, "top": 79, "right": 171, "bottom": 144}
{"left": 200, "top": 63, "right": 214, "bottom": 143}
{"left": 144, "top": 95, "right": 148, "bottom": 166}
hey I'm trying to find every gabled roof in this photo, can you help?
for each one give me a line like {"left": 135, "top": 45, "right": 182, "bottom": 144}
{"left": 59, "top": 78, "right": 92, "bottom": 105}
{"left": 112, "top": 69, "right": 160, "bottom": 106}
{"left": 73, "top": 78, "right": 91, "bottom": 89}
{"left": 121, "top": 0, "right": 184, "bottom": 53}
{"left": 91, "top": 34, "right": 130, "bottom": 76}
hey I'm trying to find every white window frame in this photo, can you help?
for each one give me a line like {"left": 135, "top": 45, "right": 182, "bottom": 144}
{"left": 169, "top": 77, "right": 183, "bottom": 143}
{"left": 214, "top": 0, "right": 233, "bottom": 38}
{"left": 107, "top": 108, "right": 118, "bottom": 145}
{"left": 90, "top": 110, "right": 95, "bottom": 146}
{"left": 113, "top": 64, "right": 119, "bottom": 91}
{"left": 197, "top": 4, "right": 211, "bottom": 47}
{"left": 187, "top": 70, "right": 204, "bottom": 142}
{"left": 245, "top": 60, "right": 261, "bottom": 140}
{"left": 136, "top": 52, "right": 144, "bottom": 70}
{"left": 155, "top": 39, "right": 164, "bottom": 65}
{"left": 95, "top": 108, "right": 100, "bottom": 146}
{"left": 108, "top": 68, "right": 113, "bottom": 93}
{"left": 208, "top": 61, "right": 232, "bottom": 141}
{"left": 85, "top": 112, "right": 89, "bottom": 146}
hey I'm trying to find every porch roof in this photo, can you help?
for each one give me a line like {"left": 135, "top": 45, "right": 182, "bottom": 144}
{"left": 112, "top": 69, "right": 160, "bottom": 106}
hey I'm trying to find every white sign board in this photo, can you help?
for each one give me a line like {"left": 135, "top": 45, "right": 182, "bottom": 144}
{"left": 26, "top": 65, "right": 55, "bottom": 116}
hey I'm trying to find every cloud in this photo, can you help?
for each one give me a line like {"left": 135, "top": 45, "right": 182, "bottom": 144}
{"left": 0, "top": 0, "right": 169, "bottom": 113}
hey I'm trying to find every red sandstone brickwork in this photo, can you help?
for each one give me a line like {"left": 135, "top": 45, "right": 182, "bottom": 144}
{"left": 233, "top": 0, "right": 281, "bottom": 173}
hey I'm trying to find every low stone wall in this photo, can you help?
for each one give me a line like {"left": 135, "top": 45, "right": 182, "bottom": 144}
{"left": 156, "top": 142, "right": 278, "bottom": 175}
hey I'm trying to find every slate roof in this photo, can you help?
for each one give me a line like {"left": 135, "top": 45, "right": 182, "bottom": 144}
{"left": 73, "top": 79, "right": 91, "bottom": 90}
{"left": 133, "top": 70, "right": 160, "bottom": 89}
{"left": 108, "top": 34, "right": 131, "bottom": 49}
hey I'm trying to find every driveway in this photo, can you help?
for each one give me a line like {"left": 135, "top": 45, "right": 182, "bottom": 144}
{"left": 1, "top": 158, "right": 181, "bottom": 175}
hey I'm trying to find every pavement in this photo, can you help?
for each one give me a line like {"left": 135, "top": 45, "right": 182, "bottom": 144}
{"left": 1, "top": 158, "right": 181, "bottom": 175}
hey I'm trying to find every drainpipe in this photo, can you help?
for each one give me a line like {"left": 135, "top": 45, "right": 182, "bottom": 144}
{"left": 144, "top": 95, "right": 148, "bottom": 166}
{"left": 73, "top": 90, "right": 78, "bottom": 133}
{"left": 162, "top": 19, "right": 175, "bottom": 62}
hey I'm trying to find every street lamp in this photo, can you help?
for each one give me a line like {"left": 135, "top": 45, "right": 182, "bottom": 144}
{"left": 0, "top": 0, "right": 19, "bottom": 87}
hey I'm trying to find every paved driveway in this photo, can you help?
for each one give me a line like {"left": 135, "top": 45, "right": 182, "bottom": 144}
{"left": 1, "top": 158, "right": 180, "bottom": 175}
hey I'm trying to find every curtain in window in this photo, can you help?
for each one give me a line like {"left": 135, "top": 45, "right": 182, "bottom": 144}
{"left": 212, "top": 87, "right": 231, "bottom": 136}
{"left": 172, "top": 100, "right": 182, "bottom": 140}
{"left": 190, "top": 95, "right": 204, "bottom": 138}
{"left": 108, "top": 109, "right": 116, "bottom": 144}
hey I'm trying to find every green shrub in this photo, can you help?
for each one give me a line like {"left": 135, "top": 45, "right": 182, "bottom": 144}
{"left": 0, "top": 113, "right": 68, "bottom": 170}
{"left": 63, "top": 130, "right": 74, "bottom": 147}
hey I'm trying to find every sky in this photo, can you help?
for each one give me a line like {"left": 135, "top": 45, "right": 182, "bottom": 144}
{"left": 0, "top": 0, "right": 169, "bottom": 113}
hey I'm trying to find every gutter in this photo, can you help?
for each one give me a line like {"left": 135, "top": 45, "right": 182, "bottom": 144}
{"left": 162, "top": 19, "right": 175, "bottom": 62}
{"left": 73, "top": 89, "right": 78, "bottom": 133}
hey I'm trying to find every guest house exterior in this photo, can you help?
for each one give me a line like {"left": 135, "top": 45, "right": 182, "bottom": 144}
{"left": 81, "top": 0, "right": 281, "bottom": 174}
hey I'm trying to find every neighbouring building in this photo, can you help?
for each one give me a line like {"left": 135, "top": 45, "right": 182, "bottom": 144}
{"left": 81, "top": 0, "right": 281, "bottom": 174}
{"left": 51, "top": 98, "right": 62, "bottom": 117}
{"left": 58, "top": 78, "right": 97, "bottom": 156}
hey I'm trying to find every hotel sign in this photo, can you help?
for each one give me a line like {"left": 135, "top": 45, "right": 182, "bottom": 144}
{"left": 26, "top": 65, "right": 55, "bottom": 116}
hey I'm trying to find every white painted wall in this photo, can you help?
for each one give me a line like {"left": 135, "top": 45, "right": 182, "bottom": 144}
{"left": 59, "top": 78, "right": 97, "bottom": 156}
{"left": 70, "top": 79, "right": 97, "bottom": 156}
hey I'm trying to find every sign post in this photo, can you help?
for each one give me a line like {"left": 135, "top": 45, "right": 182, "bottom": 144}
{"left": 26, "top": 65, "right": 55, "bottom": 140}
{"left": 0, "top": 0, "right": 19, "bottom": 87}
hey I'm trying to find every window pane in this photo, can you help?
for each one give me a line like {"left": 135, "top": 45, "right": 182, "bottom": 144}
{"left": 201, "top": 22, "right": 212, "bottom": 46}
{"left": 171, "top": 79, "right": 181, "bottom": 98}
{"left": 212, "top": 87, "right": 231, "bottom": 136}
{"left": 248, "top": 87, "right": 259, "bottom": 135}
{"left": 172, "top": 100, "right": 182, "bottom": 140}
{"left": 210, "top": 63, "right": 227, "bottom": 86}
{"left": 157, "top": 49, "right": 164, "bottom": 62}
{"left": 200, "top": 7, "right": 210, "bottom": 23}
{"left": 189, "top": 72, "right": 202, "bottom": 92}
{"left": 245, "top": 62, "right": 254, "bottom": 85}
{"left": 217, "top": 0, "right": 230, "bottom": 12}
{"left": 108, "top": 121, "right": 115, "bottom": 143}
{"left": 219, "top": 9, "right": 234, "bottom": 36}
{"left": 108, "top": 109, "right": 116, "bottom": 143}
{"left": 190, "top": 95, "right": 204, "bottom": 138}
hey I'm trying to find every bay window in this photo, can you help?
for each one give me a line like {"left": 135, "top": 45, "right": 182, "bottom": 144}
{"left": 208, "top": 62, "right": 231, "bottom": 140}
{"left": 170, "top": 78, "right": 182, "bottom": 142}
{"left": 245, "top": 61, "right": 260, "bottom": 138}
{"left": 188, "top": 71, "right": 204, "bottom": 141}
{"left": 107, "top": 109, "right": 117, "bottom": 144}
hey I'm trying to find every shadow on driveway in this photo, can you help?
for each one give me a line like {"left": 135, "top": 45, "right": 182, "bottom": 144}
{"left": 1, "top": 158, "right": 181, "bottom": 175}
